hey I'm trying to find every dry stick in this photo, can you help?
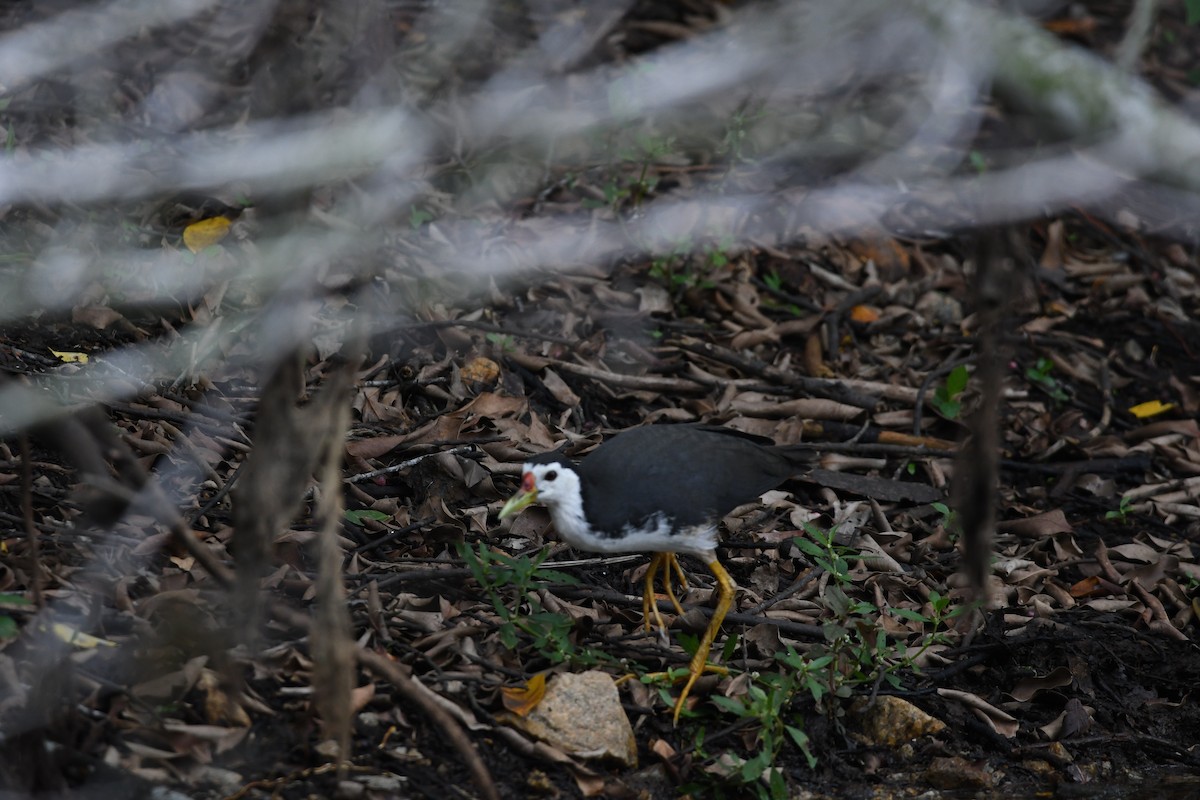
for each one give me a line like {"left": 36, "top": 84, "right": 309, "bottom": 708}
{"left": 61, "top": 400, "right": 499, "bottom": 799}
{"left": 158, "top": 420, "right": 226, "bottom": 486}
{"left": 405, "top": 318, "right": 579, "bottom": 347}
{"left": 230, "top": 351, "right": 311, "bottom": 650}
{"left": 353, "top": 645, "right": 501, "bottom": 800}
{"left": 19, "top": 434, "right": 44, "bottom": 608}
{"left": 954, "top": 229, "right": 1015, "bottom": 594}
{"left": 745, "top": 567, "right": 822, "bottom": 615}
{"left": 550, "top": 359, "right": 707, "bottom": 394}
{"left": 672, "top": 338, "right": 879, "bottom": 409}
{"left": 151, "top": 511, "right": 500, "bottom": 800}
{"left": 187, "top": 459, "right": 245, "bottom": 525}
{"left": 89, "top": 437, "right": 501, "bottom": 800}
{"left": 551, "top": 585, "right": 823, "bottom": 639}
{"left": 310, "top": 364, "right": 358, "bottom": 775}
{"left": 254, "top": 600, "right": 502, "bottom": 800}
{"left": 346, "top": 446, "right": 476, "bottom": 483}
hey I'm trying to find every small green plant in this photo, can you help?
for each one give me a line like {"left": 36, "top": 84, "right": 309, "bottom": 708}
{"left": 888, "top": 589, "right": 963, "bottom": 663}
{"left": 1025, "top": 357, "right": 1070, "bottom": 402}
{"left": 485, "top": 332, "right": 516, "bottom": 352}
{"left": 457, "top": 542, "right": 588, "bottom": 663}
{"left": 625, "top": 132, "right": 674, "bottom": 207}
{"left": 759, "top": 270, "right": 805, "bottom": 316}
{"left": 345, "top": 509, "right": 390, "bottom": 526}
{"left": 1186, "top": 0, "right": 1200, "bottom": 26}
{"left": 586, "top": 129, "right": 677, "bottom": 212}
{"left": 408, "top": 206, "right": 434, "bottom": 229}
{"left": 679, "top": 522, "right": 966, "bottom": 798}
{"left": 792, "top": 522, "right": 853, "bottom": 586}
{"left": 719, "top": 107, "right": 765, "bottom": 163}
{"left": 931, "top": 364, "right": 969, "bottom": 419}
{"left": 968, "top": 150, "right": 987, "bottom": 174}
{"left": 0, "top": 593, "right": 31, "bottom": 639}
{"left": 703, "top": 236, "right": 735, "bottom": 269}
{"left": 595, "top": 178, "right": 631, "bottom": 211}
{"left": 1105, "top": 495, "right": 1133, "bottom": 524}
{"left": 647, "top": 237, "right": 718, "bottom": 301}
{"left": 931, "top": 501, "right": 962, "bottom": 541}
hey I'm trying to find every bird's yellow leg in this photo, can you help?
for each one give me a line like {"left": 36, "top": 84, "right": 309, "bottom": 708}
{"left": 662, "top": 553, "right": 688, "bottom": 617}
{"left": 672, "top": 559, "right": 736, "bottom": 725}
{"left": 644, "top": 553, "right": 689, "bottom": 632}
{"left": 643, "top": 553, "right": 668, "bottom": 633}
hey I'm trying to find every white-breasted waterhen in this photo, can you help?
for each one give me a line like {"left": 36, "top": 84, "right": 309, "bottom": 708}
{"left": 498, "top": 423, "right": 814, "bottom": 722}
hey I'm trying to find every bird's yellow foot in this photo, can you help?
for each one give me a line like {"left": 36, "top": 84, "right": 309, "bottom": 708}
{"left": 641, "top": 552, "right": 688, "bottom": 634}
{"left": 640, "top": 558, "right": 736, "bottom": 724}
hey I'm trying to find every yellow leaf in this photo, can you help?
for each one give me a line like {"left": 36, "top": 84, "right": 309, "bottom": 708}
{"left": 1128, "top": 400, "right": 1174, "bottom": 419}
{"left": 849, "top": 305, "right": 880, "bottom": 324}
{"left": 183, "top": 216, "right": 233, "bottom": 253}
{"left": 51, "top": 622, "right": 116, "bottom": 649}
{"left": 49, "top": 349, "right": 89, "bottom": 364}
{"left": 501, "top": 673, "right": 547, "bottom": 717}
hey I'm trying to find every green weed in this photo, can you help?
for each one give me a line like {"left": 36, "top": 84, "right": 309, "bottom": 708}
{"left": 677, "top": 522, "right": 965, "bottom": 799}
{"left": 1025, "top": 357, "right": 1070, "bottom": 402}
{"left": 485, "top": 332, "right": 516, "bottom": 352}
{"left": 1105, "top": 495, "right": 1133, "bottom": 524}
{"left": 931, "top": 364, "right": 970, "bottom": 419}
{"left": 457, "top": 542, "right": 592, "bottom": 664}
{"left": 0, "top": 593, "right": 30, "bottom": 639}
{"left": 931, "top": 501, "right": 961, "bottom": 541}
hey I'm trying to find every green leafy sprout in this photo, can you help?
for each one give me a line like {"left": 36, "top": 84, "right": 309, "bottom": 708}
{"left": 1025, "top": 357, "right": 1070, "bottom": 403}
{"left": 485, "top": 332, "right": 516, "bottom": 352}
{"left": 345, "top": 509, "right": 391, "bottom": 526}
{"left": 677, "top": 522, "right": 965, "bottom": 799}
{"left": 457, "top": 542, "right": 599, "bottom": 665}
{"left": 0, "top": 593, "right": 31, "bottom": 639}
{"left": 1105, "top": 495, "right": 1133, "bottom": 524}
{"left": 931, "top": 364, "right": 970, "bottom": 419}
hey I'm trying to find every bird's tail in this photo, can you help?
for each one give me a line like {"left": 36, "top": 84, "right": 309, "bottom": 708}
{"left": 776, "top": 446, "right": 819, "bottom": 471}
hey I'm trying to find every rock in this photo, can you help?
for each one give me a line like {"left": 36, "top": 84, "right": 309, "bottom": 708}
{"left": 924, "top": 755, "right": 996, "bottom": 789}
{"left": 849, "top": 696, "right": 946, "bottom": 747}
{"left": 915, "top": 290, "right": 963, "bottom": 326}
{"left": 514, "top": 671, "right": 637, "bottom": 767}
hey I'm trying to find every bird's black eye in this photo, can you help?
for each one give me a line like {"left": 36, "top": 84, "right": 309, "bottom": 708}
{"left": 543, "top": 470, "right": 558, "bottom": 481}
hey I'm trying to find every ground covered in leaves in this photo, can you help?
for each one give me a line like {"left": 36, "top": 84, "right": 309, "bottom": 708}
{"left": 3, "top": 1, "right": 1200, "bottom": 799}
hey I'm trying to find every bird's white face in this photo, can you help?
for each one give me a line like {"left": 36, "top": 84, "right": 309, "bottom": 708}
{"left": 499, "top": 461, "right": 581, "bottom": 518}
{"left": 499, "top": 460, "right": 600, "bottom": 550}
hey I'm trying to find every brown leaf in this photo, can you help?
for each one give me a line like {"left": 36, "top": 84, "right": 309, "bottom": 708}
{"left": 541, "top": 368, "right": 580, "bottom": 407}
{"left": 996, "top": 510, "right": 1072, "bottom": 538}
{"left": 1010, "top": 666, "right": 1073, "bottom": 702}
{"left": 936, "top": 688, "right": 1018, "bottom": 738}
{"left": 72, "top": 304, "right": 125, "bottom": 330}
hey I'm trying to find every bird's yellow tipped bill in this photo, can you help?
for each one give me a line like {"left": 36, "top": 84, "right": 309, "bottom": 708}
{"left": 499, "top": 490, "right": 536, "bottom": 519}
{"left": 499, "top": 472, "right": 538, "bottom": 519}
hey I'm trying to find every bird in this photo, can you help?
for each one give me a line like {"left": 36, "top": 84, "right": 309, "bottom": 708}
{"left": 498, "top": 423, "right": 815, "bottom": 723}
